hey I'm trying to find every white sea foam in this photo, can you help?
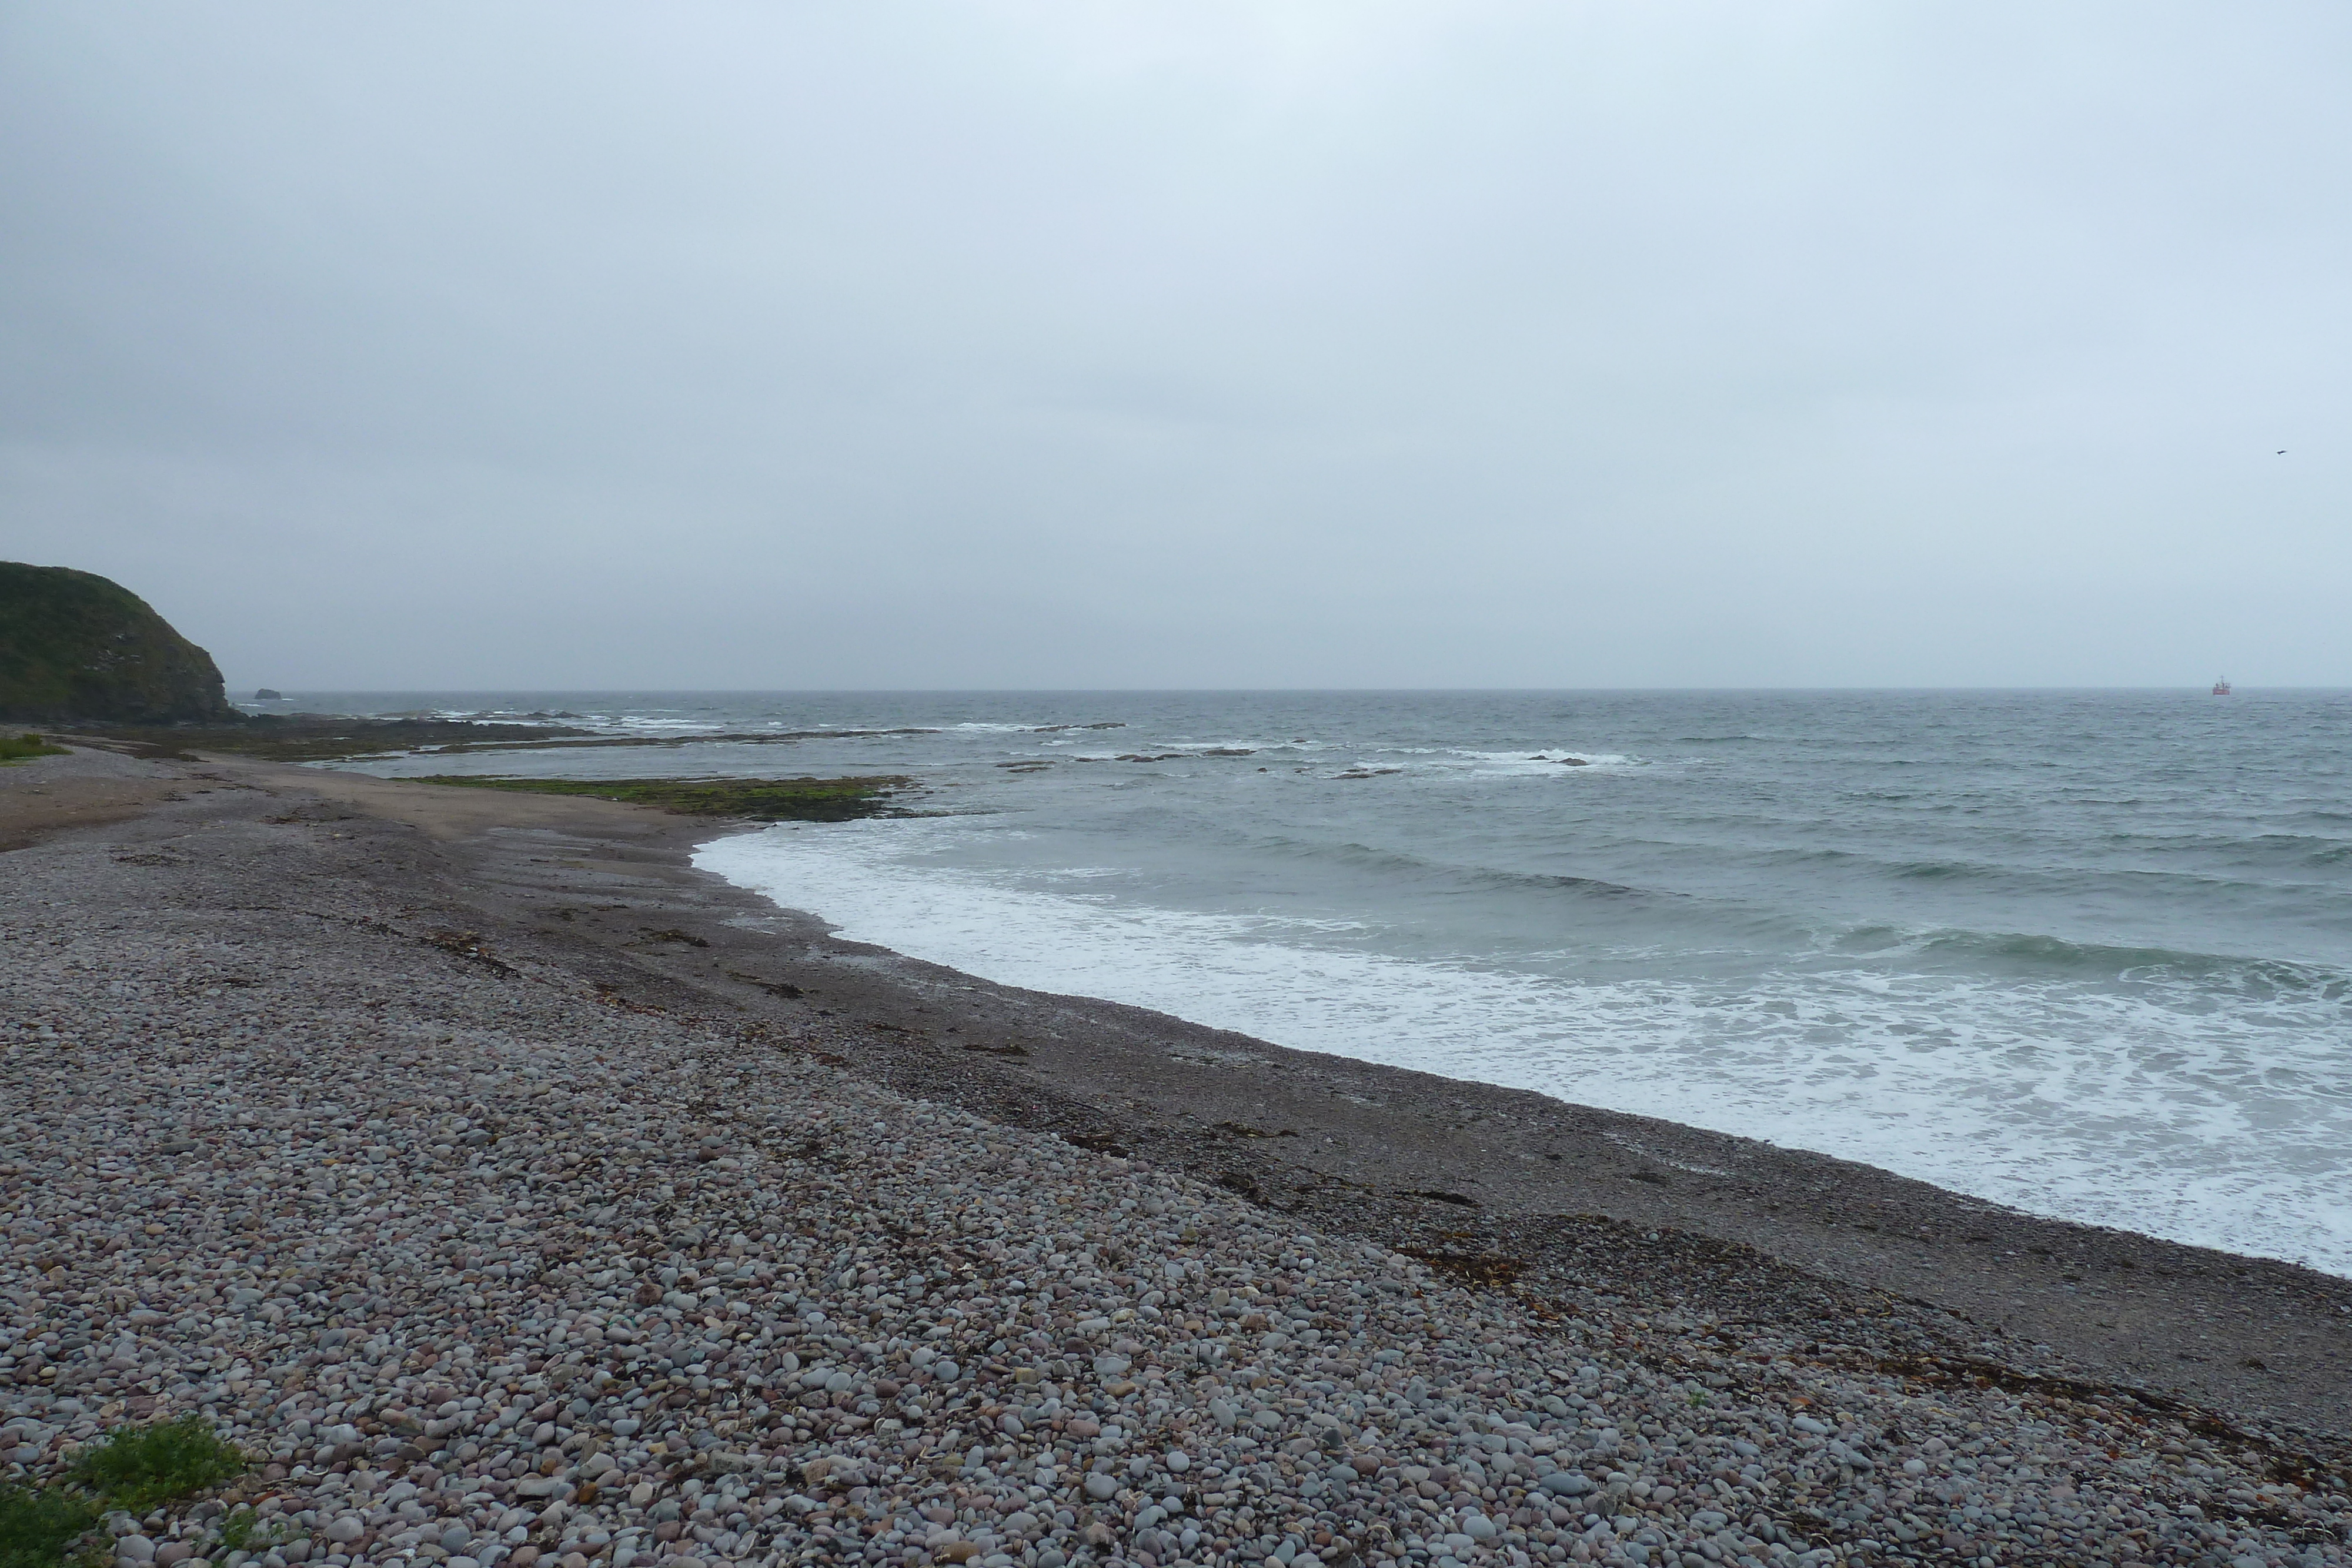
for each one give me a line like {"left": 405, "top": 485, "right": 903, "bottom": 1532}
{"left": 698, "top": 820, "right": 2352, "bottom": 1276}
{"left": 1439, "top": 749, "right": 1646, "bottom": 774}
{"left": 591, "top": 714, "right": 727, "bottom": 734}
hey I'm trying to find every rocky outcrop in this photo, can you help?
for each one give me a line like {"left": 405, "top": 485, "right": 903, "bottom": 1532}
{"left": 0, "top": 563, "right": 235, "bottom": 724}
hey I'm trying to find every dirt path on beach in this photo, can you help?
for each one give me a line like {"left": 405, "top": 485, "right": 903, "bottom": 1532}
{"left": 0, "top": 743, "right": 193, "bottom": 848}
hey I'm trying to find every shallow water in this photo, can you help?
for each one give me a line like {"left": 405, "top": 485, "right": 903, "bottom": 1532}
{"left": 309, "top": 688, "right": 2352, "bottom": 1274}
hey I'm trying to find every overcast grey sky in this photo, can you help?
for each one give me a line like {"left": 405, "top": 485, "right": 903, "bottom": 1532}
{"left": 4, "top": 2, "right": 2347, "bottom": 689}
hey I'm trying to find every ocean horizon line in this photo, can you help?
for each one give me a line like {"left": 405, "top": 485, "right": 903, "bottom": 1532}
{"left": 226, "top": 681, "right": 2352, "bottom": 696}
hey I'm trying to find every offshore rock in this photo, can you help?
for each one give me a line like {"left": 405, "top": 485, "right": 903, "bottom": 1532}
{"left": 0, "top": 561, "right": 235, "bottom": 723}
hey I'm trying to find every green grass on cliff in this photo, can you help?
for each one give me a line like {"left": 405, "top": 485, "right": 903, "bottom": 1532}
{"left": 410, "top": 774, "right": 912, "bottom": 821}
{"left": 0, "top": 563, "right": 235, "bottom": 724}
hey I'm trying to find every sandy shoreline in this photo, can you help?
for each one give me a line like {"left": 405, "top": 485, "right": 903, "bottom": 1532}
{"left": 4, "top": 744, "right": 2350, "bottom": 1568}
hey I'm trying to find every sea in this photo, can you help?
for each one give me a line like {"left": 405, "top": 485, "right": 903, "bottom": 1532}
{"left": 293, "top": 688, "right": 2352, "bottom": 1276}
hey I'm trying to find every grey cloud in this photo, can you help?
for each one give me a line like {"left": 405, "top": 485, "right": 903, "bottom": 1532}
{"left": 2, "top": 1, "right": 2347, "bottom": 688}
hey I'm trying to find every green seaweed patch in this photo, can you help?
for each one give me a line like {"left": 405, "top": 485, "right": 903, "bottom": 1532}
{"left": 59, "top": 716, "right": 598, "bottom": 763}
{"left": 0, "top": 733, "right": 68, "bottom": 763}
{"left": 411, "top": 773, "right": 913, "bottom": 821}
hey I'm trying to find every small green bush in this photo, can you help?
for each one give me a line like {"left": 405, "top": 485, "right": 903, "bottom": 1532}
{"left": 0, "top": 1484, "right": 101, "bottom": 1568}
{"left": 65, "top": 1416, "right": 246, "bottom": 1515}
{"left": 0, "top": 1417, "right": 246, "bottom": 1568}
{"left": 213, "top": 1506, "right": 285, "bottom": 1554}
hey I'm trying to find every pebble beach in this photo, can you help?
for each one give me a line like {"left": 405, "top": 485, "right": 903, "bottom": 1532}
{"left": 4, "top": 749, "right": 2349, "bottom": 1568}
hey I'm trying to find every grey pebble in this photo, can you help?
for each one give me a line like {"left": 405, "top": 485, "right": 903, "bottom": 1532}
{"left": 1, "top": 780, "right": 2344, "bottom": 1568}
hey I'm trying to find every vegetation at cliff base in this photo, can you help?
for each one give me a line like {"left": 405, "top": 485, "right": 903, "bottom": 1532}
{"left": 411, "top": 773, "right": 913, "bottom": 821}
{"left": 0, "top": 733, "right": 67, "bottom": 763}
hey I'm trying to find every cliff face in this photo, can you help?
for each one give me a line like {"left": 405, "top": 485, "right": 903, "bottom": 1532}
{"left": 0, "top": 563, "right": 236, "bottom": 724}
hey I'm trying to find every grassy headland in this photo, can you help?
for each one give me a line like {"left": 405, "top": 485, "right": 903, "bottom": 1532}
{"left": 0, "top": 561, "right": 237, "bottom": 724}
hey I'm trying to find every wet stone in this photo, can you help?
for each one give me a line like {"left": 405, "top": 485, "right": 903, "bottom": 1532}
{"left": 0, "top": 773, "right": 2343, "bottom": 1568}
